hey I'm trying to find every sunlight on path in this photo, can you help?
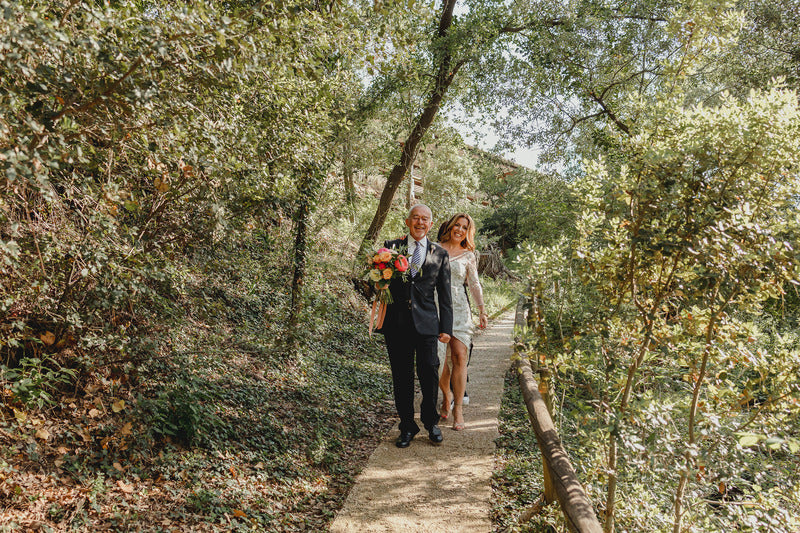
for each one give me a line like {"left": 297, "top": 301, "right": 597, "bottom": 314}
{"left": 330, "top": 312, "right": 516, "bottom": 533}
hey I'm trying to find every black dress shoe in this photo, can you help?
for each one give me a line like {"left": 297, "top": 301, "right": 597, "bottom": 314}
{"left": 427, "top": 425, "right": 443, "bottom": 445}
{"left": 396, "top": 431, "right": 416, "bottom": 448}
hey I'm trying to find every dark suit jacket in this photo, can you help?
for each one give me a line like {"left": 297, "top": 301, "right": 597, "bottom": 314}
{"left": 376, "top": 237, "right": 453, "bottom": 337}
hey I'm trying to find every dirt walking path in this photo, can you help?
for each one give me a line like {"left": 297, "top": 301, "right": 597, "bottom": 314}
{"left": 330, "top": 312, "right": 516, "bottom": 533}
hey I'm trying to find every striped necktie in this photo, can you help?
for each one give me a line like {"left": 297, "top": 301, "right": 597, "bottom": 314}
{"left": 409, "top": 241, "right": 423, "bottom": 277}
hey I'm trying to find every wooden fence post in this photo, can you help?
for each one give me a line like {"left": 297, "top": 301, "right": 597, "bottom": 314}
{"left": 514, "top": 297, "right": 603, "bottom": 533}
{"left": 525, "top": 287, "right": 556, "bottom": 504}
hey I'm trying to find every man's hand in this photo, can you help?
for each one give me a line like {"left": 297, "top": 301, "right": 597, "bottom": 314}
{"left": 438, "top": 333, "right": 451, "bottom": 344}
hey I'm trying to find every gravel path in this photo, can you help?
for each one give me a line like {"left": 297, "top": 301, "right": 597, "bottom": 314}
{"left": 330, "top": 312, "right": 515, "bottom": 533}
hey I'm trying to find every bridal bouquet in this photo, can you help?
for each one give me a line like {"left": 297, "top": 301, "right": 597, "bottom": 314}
{"left": 362, "top": 246, "right": 410, "bottom": 334}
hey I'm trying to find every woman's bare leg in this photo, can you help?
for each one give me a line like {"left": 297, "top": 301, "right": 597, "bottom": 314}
{"left": 439, "top": 348, "right": 452, "bottom": 419}
{"left": 449, "top": 338, "right": 469, "bottom": 429}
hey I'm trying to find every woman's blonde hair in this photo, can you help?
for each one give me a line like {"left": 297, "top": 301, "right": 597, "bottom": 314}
{"left": 439, "top": 213, "right": 476, "bottom": 251}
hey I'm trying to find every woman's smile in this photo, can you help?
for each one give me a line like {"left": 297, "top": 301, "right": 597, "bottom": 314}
{"left": 450, "top": 217, "right": 469, "bottom": 241}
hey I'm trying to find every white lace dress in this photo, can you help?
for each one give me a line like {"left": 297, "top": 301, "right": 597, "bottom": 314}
{"left": 438, "top": 251, "right": 484, "bottom": 366}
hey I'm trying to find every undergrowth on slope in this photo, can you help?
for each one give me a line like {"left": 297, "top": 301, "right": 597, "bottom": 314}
{"left": 1, "top": 232, "right": 396, "bottom": 532}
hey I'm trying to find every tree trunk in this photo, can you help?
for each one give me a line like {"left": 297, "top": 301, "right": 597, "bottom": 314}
{"left": 358, "top": 0, "right": 462, "bottom": 257}
{"left": 288, "top": 194, "right": 309, "bottom": 348}
{"left": 343, "top": 156, "right": 356, "bottom": 222}
{"left": 288, "top": 169, "right": 323, "bottom": 350}
{"left": 407, "top": 168, "right": 416, "bottom": 209}
{"left": 604, "top": 434, "right": 618, "bottom": 533}
{"left": 674, "top": 295, "right": 726, "bottom": 533}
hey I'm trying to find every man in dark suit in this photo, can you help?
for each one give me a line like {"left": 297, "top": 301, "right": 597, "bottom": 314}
{"left": 377, "top": 204, "right": 453, "bottom": 448}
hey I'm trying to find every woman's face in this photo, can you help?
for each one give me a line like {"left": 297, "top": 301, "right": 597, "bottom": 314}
{"left": 450, "top": 217, "right": 470, "bottom": 244}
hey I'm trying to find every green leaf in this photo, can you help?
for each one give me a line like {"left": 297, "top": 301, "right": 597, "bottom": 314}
{"left": 737, "top": 433, "right": 762, "bottom": 447}
{"left": 787, "top": 438, "right": 800, "bottom": 454}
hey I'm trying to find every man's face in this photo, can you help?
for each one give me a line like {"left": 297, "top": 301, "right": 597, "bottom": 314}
{"left": 405, "top": 206, "right": 433, "bottom": 241}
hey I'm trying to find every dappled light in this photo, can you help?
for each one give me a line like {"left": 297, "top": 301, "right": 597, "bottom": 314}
{"left": 2, "top": 0, "right": 799, "bottom": 531}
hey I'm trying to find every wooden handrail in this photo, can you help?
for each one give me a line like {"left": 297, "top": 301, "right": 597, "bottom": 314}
{"left": 514, "top": 299, "right": 603, "bottom": 533}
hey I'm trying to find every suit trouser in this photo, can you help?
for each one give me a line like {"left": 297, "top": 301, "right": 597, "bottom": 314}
{"left": 385, "top": 322, "right": 441, "bottom": 433}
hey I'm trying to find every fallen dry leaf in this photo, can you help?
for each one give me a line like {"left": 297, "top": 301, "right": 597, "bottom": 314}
{"left": 40, "top": 331, "right": 56, "bottom": 345}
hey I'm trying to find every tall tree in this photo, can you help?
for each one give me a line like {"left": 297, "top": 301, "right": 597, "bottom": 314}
{"left": 511, "top": 1, "right": 800, "bottom": 531}
{"left": 359, "top": 0, "right": 463, "bottom": 255}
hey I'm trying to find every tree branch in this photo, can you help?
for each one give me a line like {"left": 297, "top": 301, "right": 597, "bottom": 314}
{"left": 501, "top": 18, "right": 565, "bottom": 33}
{"left": 588, "top": 89, "right": 630, "bottom": 135}
{"left": 51, "top": 57, "right": 144, "bottom": 123}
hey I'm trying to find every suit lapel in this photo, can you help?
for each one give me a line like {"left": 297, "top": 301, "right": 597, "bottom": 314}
{"left": 422, "top": 241, "right": 436, "bottom": 276}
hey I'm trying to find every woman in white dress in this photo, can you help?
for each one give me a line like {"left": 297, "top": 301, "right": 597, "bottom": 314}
{"left": 437, "top": 213, "right": 487, "bottom": 430}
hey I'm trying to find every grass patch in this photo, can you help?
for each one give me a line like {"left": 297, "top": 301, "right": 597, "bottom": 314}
{"left": 481, "top": 277, "right": 521, "bottom": 319}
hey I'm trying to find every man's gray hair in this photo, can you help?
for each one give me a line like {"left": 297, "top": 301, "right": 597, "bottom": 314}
{"left": 407, "top": 204, "right": 432, "bottom": 218}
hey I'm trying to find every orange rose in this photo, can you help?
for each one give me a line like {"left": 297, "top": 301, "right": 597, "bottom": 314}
{"left": 382, "top": 268, "right": 393, "bottom": 279}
